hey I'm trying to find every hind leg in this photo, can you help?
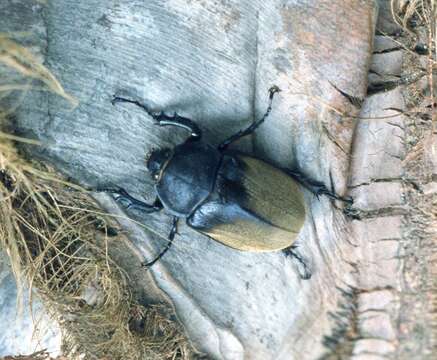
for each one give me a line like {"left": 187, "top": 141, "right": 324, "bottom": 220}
{"left": 141, "top": 216, "right": 178, "bottom": 268}
{"left": 283, "top": 170, "right": 353, "bottom": 204}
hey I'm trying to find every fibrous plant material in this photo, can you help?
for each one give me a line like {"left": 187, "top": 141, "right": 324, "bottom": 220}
{"left": 0, "top": 36, "right": 193, "bottom": 360}
{"left": 379, "top": 1, "right": 437, "bottom": 358}
{"left": 391, "top": 1, "right": 437, "bottom": 359}
{"left": 0, "top": 350, "right": 65, "bottom": 360}
{"left": 391, "top": 0, "right": 436, "bottom": 106}
{"left": 0, "top": 34, "right": 77, "bottom": 105}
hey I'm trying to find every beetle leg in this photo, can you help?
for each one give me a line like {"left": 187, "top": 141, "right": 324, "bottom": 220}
{"left": 95, "top": 187, "right": 163, "bottom": 213}
{"left": 283, "top": 170, "right": 353, "bottom": 204}
{"left": 111, "top": 95, "right": 202, "bottom": 141}
{"left": 142, "top": 216, "right": 178, "bottom": 268}
{"left": 283, "top": 246, "right": 312, "bottom": 280}
{"left": 218, "top": 86, "right": 280, "bottom": 151}
{"left": 152, "top": 112, "right": 202, "bottom": 142}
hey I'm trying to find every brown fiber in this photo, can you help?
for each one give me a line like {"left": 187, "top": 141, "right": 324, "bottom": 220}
{"left": 0, "top": 36, "right": 192, "bottom": 360}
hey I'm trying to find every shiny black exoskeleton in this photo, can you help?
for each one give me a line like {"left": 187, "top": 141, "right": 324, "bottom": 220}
{"left": 101, "top": 87, "right": 352, "bottom": 279}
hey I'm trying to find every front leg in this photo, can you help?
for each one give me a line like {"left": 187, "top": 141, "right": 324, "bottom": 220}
{"left": 96, "top": 186, "right": 176, "bottom": 268}
{"left": 95, "top": 186, "right": 163, "bottom": 213}
{"left": 111, "top": 95, "right": 202, "bottom": 141}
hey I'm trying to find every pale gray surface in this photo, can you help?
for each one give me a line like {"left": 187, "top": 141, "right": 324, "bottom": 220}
{"left": 1, "top": 0, "right": 379, "bottom": 359}
{"left": 348, "top": 2, "right": 410, "bottom": 357}
{"left": 0, "top": 252, "right": 61, "bottom": 357}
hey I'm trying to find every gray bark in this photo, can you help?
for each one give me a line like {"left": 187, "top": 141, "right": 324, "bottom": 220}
{"left": 0, "top": 252, "right": 61, "bottom": 356}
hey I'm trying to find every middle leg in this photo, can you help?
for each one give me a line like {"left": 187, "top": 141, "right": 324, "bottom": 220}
{"left": 95, "top": 186, "right": 163, "bottom": 212}
{"left": 142, "top": 216, "right": 178, "bottom": 268}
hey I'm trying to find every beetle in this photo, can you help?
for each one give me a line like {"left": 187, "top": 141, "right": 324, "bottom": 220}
{"left": 100, "top": 86, "right": 352, "bottom": 279}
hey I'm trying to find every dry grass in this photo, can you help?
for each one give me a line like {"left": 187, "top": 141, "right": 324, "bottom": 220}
{"left": 0, "top": 349, "right": 66, "bottom": 360}
{"left": 0, "top": 37, "right": 192, "bottom": 360}
{"left": 391, "top": 0, "right": 436, "bottom": 109}
{"left": 388, "top": 2, "right": 437, "bottom": 358}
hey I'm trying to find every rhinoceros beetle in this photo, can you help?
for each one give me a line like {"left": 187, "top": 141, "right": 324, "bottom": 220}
{"left": 100, "top": 87, "right": 352, "bottom": 279}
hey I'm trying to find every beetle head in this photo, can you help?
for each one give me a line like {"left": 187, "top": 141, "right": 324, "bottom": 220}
{"left": 146, "top": 148, "right": 172, "bottom": 181}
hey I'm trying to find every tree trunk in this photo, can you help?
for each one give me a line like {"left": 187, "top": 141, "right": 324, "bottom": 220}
{"left": 0, "top": 0, "right": 435, "bottom": 359}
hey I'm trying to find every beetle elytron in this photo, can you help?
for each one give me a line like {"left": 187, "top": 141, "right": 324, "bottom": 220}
{"left": 101, "top": 87, "right": 352, "bottom": 279}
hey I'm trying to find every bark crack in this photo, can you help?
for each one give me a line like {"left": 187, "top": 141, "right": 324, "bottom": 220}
{"left": 348, "top": 178, "right": 403, "bottom": 189}
{"left": 329, "top": 82, "right": 364, "bottom": 108}
{"left": 372, "top": 46, "right": 403, "bottom": 54}
{"left": 344, "top": 206, "right": 408, "bottom": 221}
{"left": 250, "top": 9, "right": 260, "bottom": 152}
{"left": 320, "top": 287, "right": 360, "bottom": 360}
{"left": 322, "top": 122, "right": 347, "bottom": 154}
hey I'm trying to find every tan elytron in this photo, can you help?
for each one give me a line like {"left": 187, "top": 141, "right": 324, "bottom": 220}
{"left": 199, "top": 155, "right": 306, "bottom": 252}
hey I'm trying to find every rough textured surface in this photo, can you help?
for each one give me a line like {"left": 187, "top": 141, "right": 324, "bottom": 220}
{"left": 0, "top": 252, "right": 61, "bottom": 356}
{"left": 5, "top": 0, "right": 435, "bottom": 359}
{"left": 347, "top": 2, "right": 436, "bottom": 359}
{"left": 351, "top": 74, "right": 405, "bottom": 186}
{"left": 2, "top": 1, "right": 377, "bottom": 359}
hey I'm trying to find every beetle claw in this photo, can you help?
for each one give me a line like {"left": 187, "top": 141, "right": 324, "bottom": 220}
{"left": 268, "top": 85, "right": 281, "bottom": 98}
{"left": 299, "top": 265, "right": 312, "bottom": 280}
{"left": 111, "top": 95, "right": 130, "bottom": 107}
{"left": 150, "top": 111, "right": 162, "bottom": 123}
{"left": 342, "top": 195, "right": 354, "bottom": 205}
{"left": 110, "top": 95, "right": 118, "bottom": 106}
{"left": 343, "top": 205, "right": 361, "bottom": 219}
{"left": 283, "top": 246, "right": 312, "bottom": 280}
{"left": 140, "top": 261, "right": 151, "bottom": 269}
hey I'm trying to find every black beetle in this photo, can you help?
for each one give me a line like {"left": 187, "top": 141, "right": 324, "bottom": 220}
{"left": 100, "top": 87, "right": 352, "bottom": 279}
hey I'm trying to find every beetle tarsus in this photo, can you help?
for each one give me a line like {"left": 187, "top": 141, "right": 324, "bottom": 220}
{"left": 314, "top": 186, "right": 353, "bottom": 204}
{"left": 343, "top": 205, "right": 361, "bottom": 219}
{"left": 218, "top": 86, "right": 281, "bottom": 151}
{"left": 142, "top": 216, "right": 178, "bottom": 268}
{"left": 283, "top": 246, "right": 312, "bottom": 280}
{"left": 111, "top": 95, "right": 147, "bottom": 109}
{"left": 95, "top": 186, "right": 163, "bottom": 213}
